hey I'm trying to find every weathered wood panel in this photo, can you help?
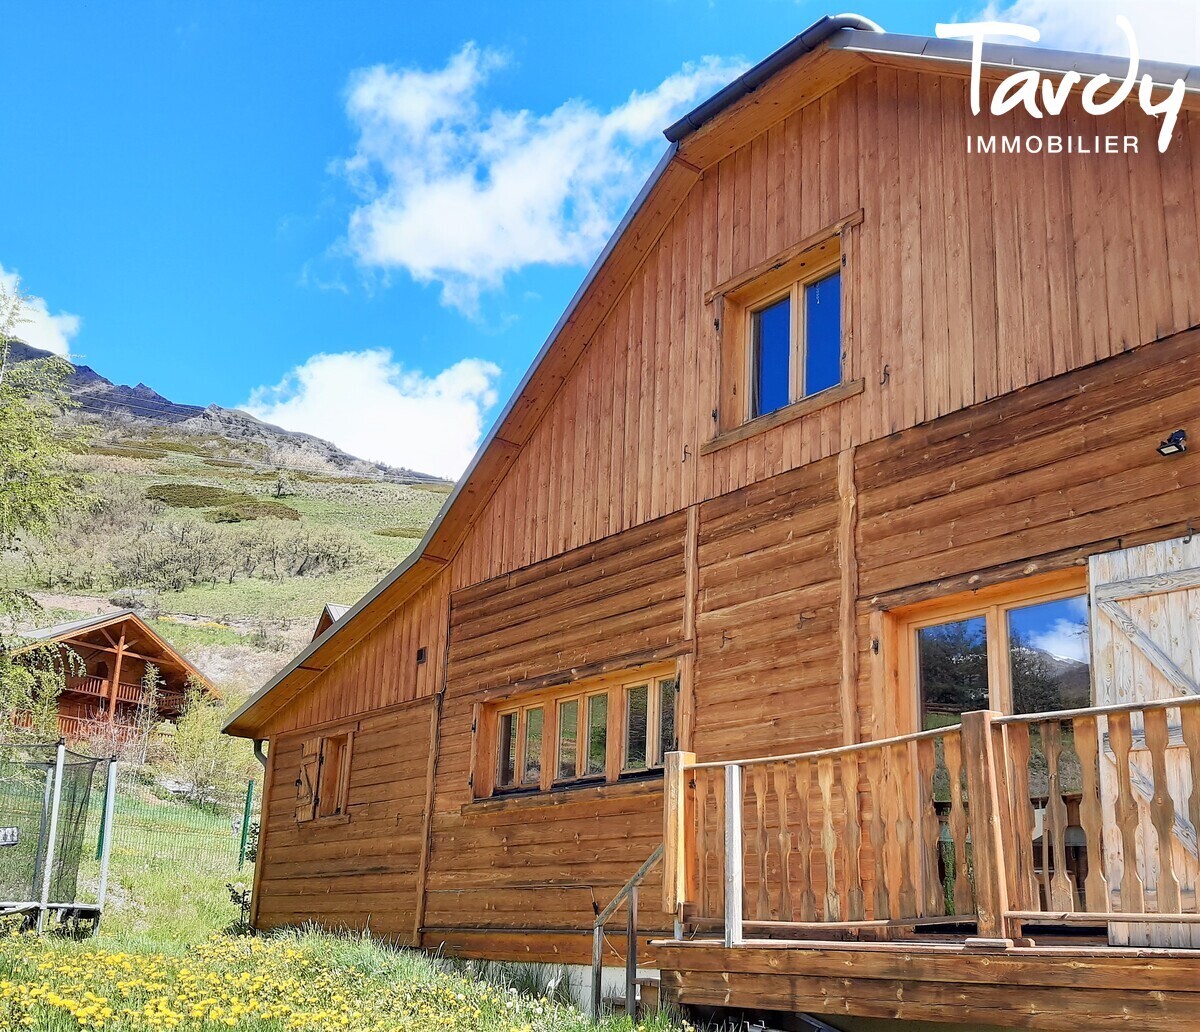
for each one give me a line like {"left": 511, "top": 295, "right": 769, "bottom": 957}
{"left": 261, "top": 570, "right": 449, "bottom": 737}
{"left": 255, "top": 701, "right": 433, "bottom": 940}
{"left": 450, "top": 70, "right": 1200, "bottom": 590}
{"left": 693, "top": 457, "right": 843, "bottom": 760}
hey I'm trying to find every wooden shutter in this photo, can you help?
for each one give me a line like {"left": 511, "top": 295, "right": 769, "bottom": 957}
{"left": 295, "top": 737, "right": 320, "bottom": 823}
{"left": 1090, "top": 535, "right": 1200, "bottom": 947}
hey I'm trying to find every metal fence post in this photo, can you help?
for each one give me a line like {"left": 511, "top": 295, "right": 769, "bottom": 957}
{"left": 36, "top": 742, "right": 67, "bottom": 934}
{"left": 237, "top": 778, "right": 255, "bottom": 870}
{"left": 724, "top": 762, "right": 744, "bottom": 948}
{"left": 96, "top": 758, "right": 119, "bottom": 911}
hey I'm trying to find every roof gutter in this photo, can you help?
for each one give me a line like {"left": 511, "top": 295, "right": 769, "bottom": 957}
{"left": 664, "top": 13, "right": 884, "bottom": 142}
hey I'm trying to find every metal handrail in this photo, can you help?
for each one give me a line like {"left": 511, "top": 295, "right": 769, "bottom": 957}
{"left": 590, "top": 842, "right": 664, "bottom": 1020}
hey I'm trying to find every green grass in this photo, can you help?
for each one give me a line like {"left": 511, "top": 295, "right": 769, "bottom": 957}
{"left": 373, "top": 525, "right": 429, "bottom": 539}
{"left": 0, "top": 930, "right": 690, "bottom": 1031}
{"left": 145, "top": 484, "right": 248, "bottom": 509}
{"left": 146, "top": 617, "right": 258, "bottom": 652}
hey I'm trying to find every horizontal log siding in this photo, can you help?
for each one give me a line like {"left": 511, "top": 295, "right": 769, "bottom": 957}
{"left": 420, "top": 512, "right": 689, "bottom": 960}
{"left": 255, "top": 702, "right": 433, "bottom": 939}
{"left": 693, "top": 456, "right": 843, "bottom": 759}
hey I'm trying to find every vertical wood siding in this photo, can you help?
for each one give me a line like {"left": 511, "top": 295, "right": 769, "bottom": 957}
{"left": 451, "top": 70, "right": 1200, "bottom": 590}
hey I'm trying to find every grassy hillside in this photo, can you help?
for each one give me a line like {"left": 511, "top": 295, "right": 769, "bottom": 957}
{"left": 4, "top": 425, "right": 452, "bottom": 700}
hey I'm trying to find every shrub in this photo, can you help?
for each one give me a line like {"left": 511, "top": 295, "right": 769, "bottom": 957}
{"left": 374, "top": 524, "right": 428, "bottom": 538}
{"left": 145, "top": 483, "right": 244, "bottom": 508}
{"left": 204, "top": 499, "right": 301, "bottom": 523}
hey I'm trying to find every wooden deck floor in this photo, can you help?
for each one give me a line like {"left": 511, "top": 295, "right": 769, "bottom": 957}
{"left": 654, "top": 938, "right": 1200, "bottom": 1029}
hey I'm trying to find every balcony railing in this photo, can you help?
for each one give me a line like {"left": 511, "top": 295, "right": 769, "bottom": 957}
{"left": 662, "top": 695, "right": 1200, "bottom": 948}
{"left": 65, "top": 677, "right": 184, "bottom": 711}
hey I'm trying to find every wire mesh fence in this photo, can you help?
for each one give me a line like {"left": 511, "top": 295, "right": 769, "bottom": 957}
{"left": 91, "top": 766, "right": 256, "bottom": 875}
{"left": 0, "top": 743, "right": 106, "bottom": 907}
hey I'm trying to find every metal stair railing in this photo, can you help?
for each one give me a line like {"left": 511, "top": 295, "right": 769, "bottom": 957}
{"left": 590, "top": 842, "right": 664, "bottom": 1020}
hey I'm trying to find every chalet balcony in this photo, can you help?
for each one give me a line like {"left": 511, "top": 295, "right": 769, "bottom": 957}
{"left": 65, "top": 675, "right": 185, "bottom": 712}
{"left": 656, "top": 695, "right": 1200, "bottom": 1026}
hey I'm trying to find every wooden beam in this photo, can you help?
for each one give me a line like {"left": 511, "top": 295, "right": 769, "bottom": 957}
{"left": 108, "top": 632, "right": 126, "bottom": 720}
{"left": 837, "top": 446, "right": 860, "bottom": 746}
{"left": 960, "top": 711, "right": 1010, "bottom": 943}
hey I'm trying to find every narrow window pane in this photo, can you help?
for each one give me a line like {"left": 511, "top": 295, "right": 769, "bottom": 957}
{"left": 522, "top": 707, "right": 543, "bottom": 785}
{"left": 658, "top": 677, "right": 679, "bottom": 765}
{"left": 917, "top": 616, "right": 989, "bottom": 730}
{"left": 803, "top": 271, "right": 841, "bottom": 397}
{"left": 586, "top": 694, "right": 608, "bottom": 776}
{"left": 1008, "top": 596, "right": 1091, "bottom": 714}
{"left": 498, "top": 713, "right": 518, "bottom": 787}
{"left": 751, "top": 296, "right": 791, "bottom": 418}
{"left": 625, "top": 684, "right": 649, "bottom": 770}
{"left": 557, "top": 699, "right": 579, "bottom": 780}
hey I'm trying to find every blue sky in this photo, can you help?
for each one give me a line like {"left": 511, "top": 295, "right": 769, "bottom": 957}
{"left": 2, "top": 0, "right": 1196, "bottom": 477}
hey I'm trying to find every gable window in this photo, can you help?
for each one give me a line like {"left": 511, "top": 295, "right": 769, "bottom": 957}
{"left": 749, "top": 269, "right": 842, "bottom": 419}
{"left": 295, "top": 727, "right": 355, "bottom": 823}
{"left": 475, "top": 665, "right": 680, "bottom": 799}
{"left": 705, "top": 210, "right": 864, "bottom": 453}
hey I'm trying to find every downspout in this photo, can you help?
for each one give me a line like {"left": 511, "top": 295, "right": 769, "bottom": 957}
{"left": 253, "top": 739, "right": 267, "bottom": 769}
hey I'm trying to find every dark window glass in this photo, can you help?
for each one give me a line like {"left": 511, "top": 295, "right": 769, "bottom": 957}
{"left": 804, "top": 271, "right": 841, "bottom": 396}
{"left": 522, "top": 707, "right": 543, "bottom": 785}
{"left": 917, "top": 616, "right": 989, "bottom": 730}
{"left": 1008, "top": 596, "right": 1091, "bottom": 714}
{"left": 751, "top": 296, "right": 791, "bottom": 418}
{"left": 658, "top": 677, "right": 679, "bottom": 764}
{"left": 586, "top": 694, "right": 608, "bottom": 776}
{"left": 625, "top": 684, "right": 649, "bottom": 770}
{"left": 498, "top": 713, "right": 518, "bottom": 787}
{"left": 557, "top": 699, "right": 579, "bottom": 780}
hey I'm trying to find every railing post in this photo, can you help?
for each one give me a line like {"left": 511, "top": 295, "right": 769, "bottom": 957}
{"left": 961, "top": 710, "right": 1012, "bottom": 946}
{"left": 625, "top": 885, "right": 638, "bottom": 1019}
{"left": 724, "top": 762, "right": 743, "bottom": 947}
{"left": 662, "top": 751, "right": 695, "bottom": 916}
{"left": 590, "top": 922, "right": 603, "bottom": 1017}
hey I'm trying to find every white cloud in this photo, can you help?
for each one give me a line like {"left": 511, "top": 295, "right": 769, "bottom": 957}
{"left": 966, "top": 0, "right": 1199, "bottom": 65}
{"left": 0, "top": 264, "right": 81, "bottom": 358}
{"left": 244, "top": 349, "right": 500, "bottom": 479}
{"left": 1030, "top": 618, "right": 1091, "bottom": 663}
{"left": 338, "top": 44, "right": 744, "bottom": 313}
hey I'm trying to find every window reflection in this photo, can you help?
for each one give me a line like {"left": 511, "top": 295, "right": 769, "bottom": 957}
{"left": 918, "top": 616, "right": 989, "bottom": 730}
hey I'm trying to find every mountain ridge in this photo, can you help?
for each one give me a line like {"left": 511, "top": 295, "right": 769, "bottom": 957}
{"left": 7, "top": 339, "right": 446, "bottom": 483}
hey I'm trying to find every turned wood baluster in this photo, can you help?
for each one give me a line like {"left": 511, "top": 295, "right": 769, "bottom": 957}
{"left": 1107, "top": 712, "right": 1145, "bottom": 913}
{"left": 752, "top": 764, "right": 770, "bottom": 920}
{"left": 696, "top": 769, "right": 712, "bottom": 916}
{"left": 1181, "top": 706, "right": 1200, "bottom": 880}
{"left": 1005, "top": 722, "right": 1039, "bottom": 912}
{"left": 864, "top": 747, "right": 888, "bottom": 920}
{"left": 942, "top": 731, "right": 973, "bottom": 915}
{"left": 916, "top": 737, "right": 944, "bottom": 916}
{"left": 1144, "top": 707, "right": 1182, "bottom": 914}
{"left": 840, "top": 751, "right": 865, "bottom": 921}
{"left": 892, "top": 743, "right": 918, "bottom": 919}
{"left": 1072, "top": 715, "right": 1110, "bottom": 914}
{"left": 773, "top": 762, "right": 794, "bottom": 921}
{"left": 1042, "top": 720, "right": 1074, "bottom": 911}
{"left": 818, "top": 756, "right": 841, "bottom": 921}
{"left": 794, "top": 760, "right": 817, "bottom": 922}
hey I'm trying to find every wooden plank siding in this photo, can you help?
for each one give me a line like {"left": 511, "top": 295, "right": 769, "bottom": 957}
{"left": 449, "top": 71, "right": 1200, "bottom": 591}
{"left": 255, "top": 701, "right": 433, "bottom": 939}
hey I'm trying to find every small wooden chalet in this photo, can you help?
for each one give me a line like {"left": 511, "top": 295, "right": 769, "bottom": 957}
{"left": 225, "top": 15, "right": 1200, "bottom": 1029}
{"left": 17, "top": 611, "right": 215, "bottom": 744}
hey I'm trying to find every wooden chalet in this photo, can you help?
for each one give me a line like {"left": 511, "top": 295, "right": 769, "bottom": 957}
{"left": 225, "top": 15, "right": 1200, "bottom": 1029}
{"left": 17, "top": 611, "right": 215, "bottom": 744}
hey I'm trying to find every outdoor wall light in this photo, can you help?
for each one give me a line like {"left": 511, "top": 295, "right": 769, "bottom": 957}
{"left": 1157, "top": 429, "right": 1188, "bottom": 456}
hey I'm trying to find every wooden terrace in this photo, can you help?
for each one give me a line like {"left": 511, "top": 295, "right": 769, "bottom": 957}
{"left": 655, "top": 695, "right": 1200, "bottom": 1027}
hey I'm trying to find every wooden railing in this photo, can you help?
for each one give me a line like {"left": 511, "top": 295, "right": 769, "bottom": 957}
{"left": 663, "top": 696, "right": 1200, "bottom": 947}
{"left": 590, "top": 844, "right": 663, "bottom": 1018}
{"left": 66, "top": 677, "right": 150, "bottom": 706}
{"left": 995, "top": 695, "right": 1200, "bottom": 941}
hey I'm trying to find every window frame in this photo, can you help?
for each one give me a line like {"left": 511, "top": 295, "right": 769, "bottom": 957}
{"left": 295, "top": 724, "right": 357, "bottom": 825}
{"left": 886, "top": 570, "right": 1089, "bottom": 734}
{"left": 705, "top": 211, "right": 864, "bottom": 451}
{"left": 476, "top": 663, "right": 681, "bottom": 800}
{"left": 744, "top": 259, "right": 843, "bottom": 422}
